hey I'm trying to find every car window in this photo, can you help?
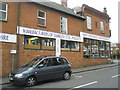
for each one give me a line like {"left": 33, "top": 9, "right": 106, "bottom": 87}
{"left": 38, "top": 59, "right": 50, "bottom": 67}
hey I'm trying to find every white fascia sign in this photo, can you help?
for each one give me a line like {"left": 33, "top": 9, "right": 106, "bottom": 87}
{"left": 17, "top": 26, "right": 83, "bottom": 42}
{"left": 80, "top": 32, "right": 111, "bottom": 42}
{"left": 0, "top": 33, "right": 17, "bottom": 43}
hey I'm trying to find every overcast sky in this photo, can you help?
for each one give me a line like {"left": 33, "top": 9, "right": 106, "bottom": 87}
{"left": 50, "top": 0, "right": 119, "bottom": 43}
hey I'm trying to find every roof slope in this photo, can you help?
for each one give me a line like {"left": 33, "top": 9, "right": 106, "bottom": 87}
{"left": 31, "top": 1, "right": 85, "bottom": 20}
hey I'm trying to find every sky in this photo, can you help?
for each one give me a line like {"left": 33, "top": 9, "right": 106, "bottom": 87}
{"left": 50, "top": 0, "right": 119, "bottom": 43}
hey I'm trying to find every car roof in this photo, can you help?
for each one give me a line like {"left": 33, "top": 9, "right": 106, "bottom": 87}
{"left": 37, "top": 55, "right": 65, "bottom": 59}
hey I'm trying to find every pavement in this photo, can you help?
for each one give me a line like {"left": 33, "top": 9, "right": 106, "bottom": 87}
{"left": 0, "top": 62, "right": 119, "bottom": 85}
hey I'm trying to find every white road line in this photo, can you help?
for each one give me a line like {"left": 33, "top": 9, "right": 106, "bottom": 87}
{"left": 74, "top": 76, "right": 83, "bottom": 78}
{"left": 73, "top": 81, "right": 98, "bottom": 89}
{"left": 112, "top": 74, "right": 120, "bottom": 78}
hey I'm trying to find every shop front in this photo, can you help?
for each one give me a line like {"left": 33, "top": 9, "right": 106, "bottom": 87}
{"left": 0, "top": 33, "right": 17, "bottom": 76}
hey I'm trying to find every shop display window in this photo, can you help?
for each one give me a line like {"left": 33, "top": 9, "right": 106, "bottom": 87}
{"left": 61, "top": 40, "right": 80, "bottom": 51}
{"left": 99, "top": 41, "right": 106, "bottom": 57}
{"left": 41, "top": 38, "right": 55, "bottom": 50}
{"left": 83, "top": 38, "right": 110, "bottom": 58}
{"left": 91, "top": 40, "right": 99, "bottom": 58}
{"left": 24, "top": 36, "right": 40, "bottom": 49}
{"left": 24, "top": 36, "right": 55, "bottom": 50}
{"left": 106, "top": 42, "right": 110, "bottom": 57}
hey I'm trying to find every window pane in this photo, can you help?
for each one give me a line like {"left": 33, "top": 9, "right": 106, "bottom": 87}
{"left": 0, "top": 2, "right": 2, "bottom": 10}
{"left": 100, "top": 21, "right": 104, "bottom": 33}
{"left": 0, "top": 11, "right": 6, "bottom": 20}
{"left": 0, "top": 11, "right": 2, "bottom": 19}
{"left": 38, "top": 11, "right": 45, "bottom": 18}
{"left": 61, "top": 40, "right": 70, "bottom": 51}
{"left": 87, "top": 16, "right": 92, "bottom": 30}
{"left": 2, "top": 3, "right": 6, "bottom": 11}
{"left": 61, "top": 17, "right": 67, "bottom": 33}
{"left": 38, "top": 18, "right": 45, "bottom": 26}
{"left": 2, "top": 12, "right": 6, "bottom": 19}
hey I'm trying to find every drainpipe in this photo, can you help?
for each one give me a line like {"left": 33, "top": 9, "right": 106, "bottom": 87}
{"left": 16, "top": 2, "right": 21, "bottom": 69}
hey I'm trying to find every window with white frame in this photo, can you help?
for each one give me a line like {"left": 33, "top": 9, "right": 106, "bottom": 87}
{"left": 0, "top": 2, "right": 8, "bottom": 21}
{"left": 87, "top": 16, "right": 92, "bottom": 30}
{"left": 60, "top": 16, "right": 68, "bottom": 34}
{"left": 37, "top": 10, "right": 46, "bottom": 26}
{"left": 100, "top": 21, "right": 104, "bottom": 34}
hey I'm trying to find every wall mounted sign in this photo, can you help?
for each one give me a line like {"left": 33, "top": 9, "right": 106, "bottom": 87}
{"left": 80, "top": 32, "right": 110, "bottom": 42}
{"left": 10, "top": 50, "right": 17, "bottom": 54}
{"left": 17, "top": 26, "right": 83, "bottom": 42}
{"left": 0, "top": 33, "right": 17, "bottom": 43}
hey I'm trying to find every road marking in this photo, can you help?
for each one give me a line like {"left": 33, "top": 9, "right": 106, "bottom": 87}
{"left": 72, "top": 81, "right": 98, "bottom": 89}
{"left": 112, "top": 74, "right": 120, "bottom": 78}
{"left": 74, "top": 75, "right": 83, "bottom": 78}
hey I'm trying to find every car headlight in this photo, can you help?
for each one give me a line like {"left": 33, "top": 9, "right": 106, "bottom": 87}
{"left": 15, "top": 74, "right": 23, "bottom": 78}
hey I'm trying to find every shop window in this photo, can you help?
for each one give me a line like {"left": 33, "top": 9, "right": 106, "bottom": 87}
{"left": 41, "top": 38, "right": 55, "bottom": 50}
{"left": 91, "top": 40, "right": 99, "bottom": 58}
{"left": 106, "top": 42, "right": 110, "bottom": 57}
{"left": 100, "top": 21, "right": 104, "bottom": 34}
{"left": 70, "top": 42, "right": 80, "bottom": 51}
{"left": 37, "top": 10, "right": 46, "bottom": 26}
{"left": 99, "top": 41, "right": 106, "bottom": 57}
{"left": 83, "top": 39, "right": 109, "bottom": 58}
{"left": 60, "top": 16, "right": 68, "bottom": 34}
{"left": 24, "top": 36, "right": 40, "bottom": 49}
{"left": 61, "top": 40, "right": 70, "bottom": 51}
{"left": 24, "top": 36, "right": 55, "bottom": 50}
{"left": 0, "top": 2, "right": 8, "bottom": 21}
{"left": 61, "top": 40, "right": 80, "bottom": 51}
{"left": 87, "top": 16, "right": 92, "bottom": 30}
{"left": 83, "top": 39, "right": 92, "bottom": 58}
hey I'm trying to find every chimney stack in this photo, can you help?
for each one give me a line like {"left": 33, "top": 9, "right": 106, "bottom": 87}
{"left": 61, "top": 0, "right": 68, "bottom": 7}
{"left": 103, "top": 7, "right": 107, "bottom": 14}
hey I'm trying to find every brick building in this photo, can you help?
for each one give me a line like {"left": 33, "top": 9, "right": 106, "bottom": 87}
{"left": 0, "top": 0, "right": 111, "bottom": 77}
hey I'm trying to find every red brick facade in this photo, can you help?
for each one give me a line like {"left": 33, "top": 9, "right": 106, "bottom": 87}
{"left": 0, "top": 2, "right": 111, "bottom": 77}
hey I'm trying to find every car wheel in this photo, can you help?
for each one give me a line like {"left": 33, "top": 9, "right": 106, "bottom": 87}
{"left": 26, "top": 76, "right": 36, "bottom": 87}
{"left": 63, "top": 72, "right": 70, "bottom": 80}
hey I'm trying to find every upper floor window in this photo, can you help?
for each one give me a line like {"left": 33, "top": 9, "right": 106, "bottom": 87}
{"left": 60, "top": 16, "right": 68, "bottom": 34}
{"left": 0, "top": 2, "right": 8, "bottom": 21}
{"left": 37, "top": 10, "right": 46, "bottom": 26}
{"left": 87, "top": 16, "right": 92, "bottom": 30}
{"left": 100, "top": 21, "right": 104, "bottom": 34}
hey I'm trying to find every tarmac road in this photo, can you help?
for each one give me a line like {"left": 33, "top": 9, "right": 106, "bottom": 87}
{"left": 2, "top": 65, "right": 120, "bottom": 90}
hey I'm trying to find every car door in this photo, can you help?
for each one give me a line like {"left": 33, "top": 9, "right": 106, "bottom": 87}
{"left": 34, "top": 58, "right": 55, "bottom": 81}
{"left": 50, "top": 58, "right": 65, "bottom": 78}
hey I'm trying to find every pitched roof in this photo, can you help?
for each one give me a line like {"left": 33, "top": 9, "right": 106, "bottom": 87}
{"left": 31, "top": 1, "right": 85, "bottom": 20}
{"left": 82, "top": 4, "right": 111, "bottom": 20}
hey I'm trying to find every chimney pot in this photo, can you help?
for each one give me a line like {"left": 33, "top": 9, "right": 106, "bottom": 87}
{"left": 61, "top": 0, "right": 68, "bottom": 7}
{"left": 103, "top": 7, "right": 107, "bottom": 14}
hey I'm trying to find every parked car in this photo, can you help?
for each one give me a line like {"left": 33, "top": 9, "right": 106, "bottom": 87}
{"left": 9, "top": 56, "right": 72, "bottom": 87}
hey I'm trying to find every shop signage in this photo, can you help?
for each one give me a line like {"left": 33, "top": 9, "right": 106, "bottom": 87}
{"left": 10, "top": 50, "right": 17, "bottom": 54}
{"left": 80, "top": 32, "right": 110, "bottom": 42}
{"left": 17, "top": 26, "right": 83, "bottom": 42}
{"left": 0, "top": 33, "right": 17, "bottom": 43}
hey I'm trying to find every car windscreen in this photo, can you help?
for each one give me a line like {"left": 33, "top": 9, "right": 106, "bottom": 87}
{"left": 25, "top": 58, "right": 42, "bottom": 67}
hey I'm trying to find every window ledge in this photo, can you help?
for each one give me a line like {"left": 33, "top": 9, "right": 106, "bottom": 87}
{"left": 0, "top": 19, "right": 7, "bottom": 22}
{"left": 37, "top": 24, "right": 47, "bottom": 28}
